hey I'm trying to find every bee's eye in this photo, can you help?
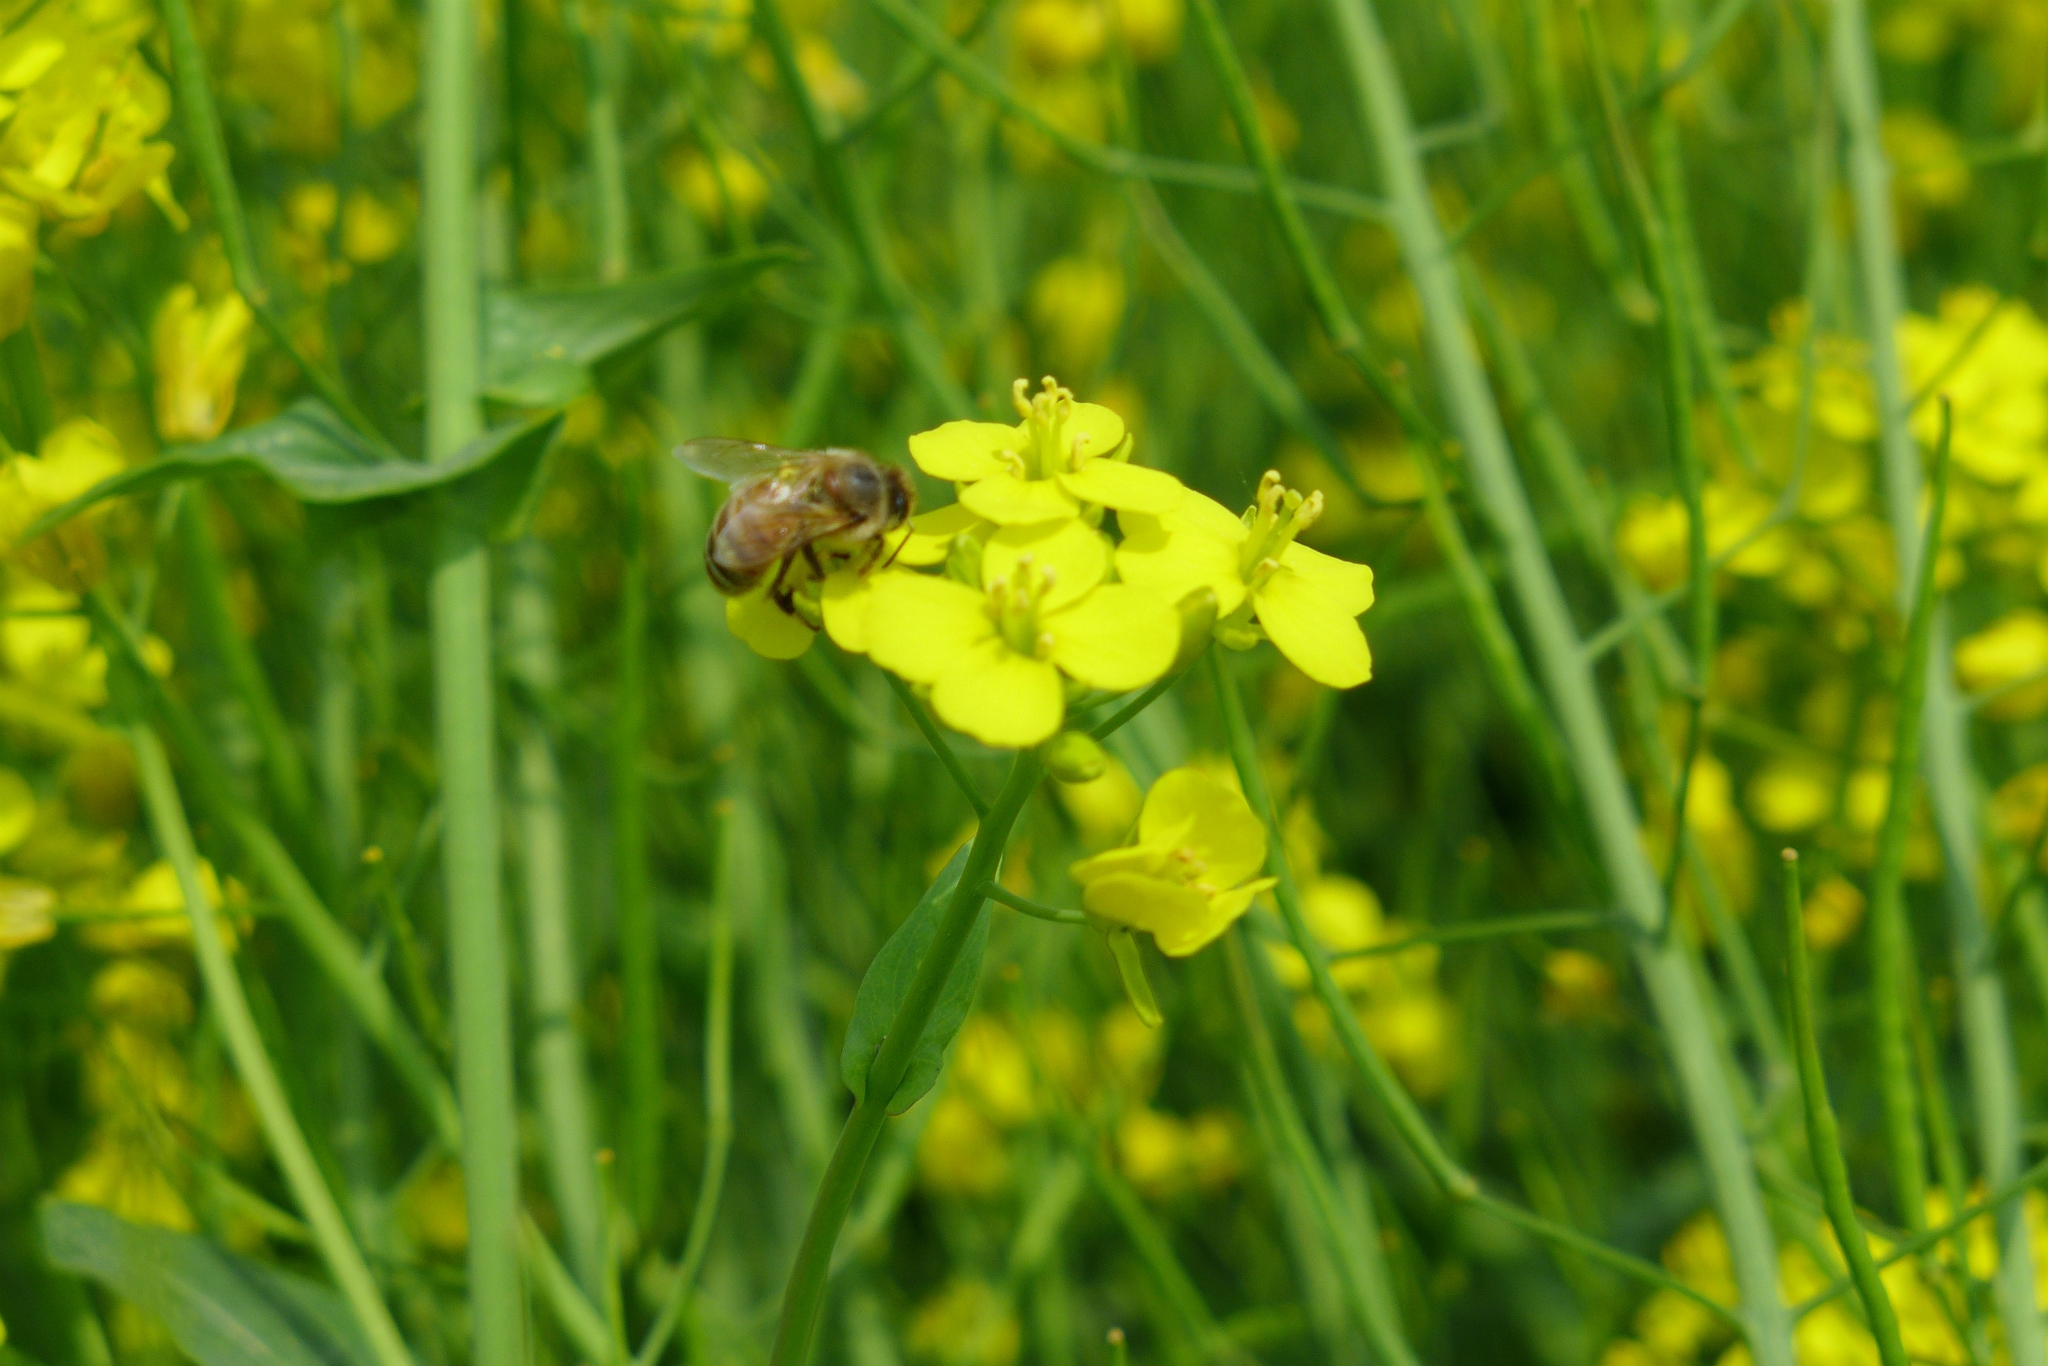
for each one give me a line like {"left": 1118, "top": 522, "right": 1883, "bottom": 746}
{"left": 889, "top": 478, "right": 911, "bottom": 523}
{"left": 841, "top": 462, "right": 881, "bottom": 502}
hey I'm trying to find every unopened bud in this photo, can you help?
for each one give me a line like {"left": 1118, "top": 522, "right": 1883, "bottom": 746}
{"left": 1042, "top": 730, "right": 1109, "bottom": 783}
{"left": 1172, "top": 586, "right": 1218, "bottom": 670}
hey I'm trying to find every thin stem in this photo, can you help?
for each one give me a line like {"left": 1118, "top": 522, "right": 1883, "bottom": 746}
{"left": 1868, "top": 403, "right": 1951, "bottom": 1232}
{"left": 885, "top": 672, "right": 989, "bottom": 817}
{"left": 523, "top": 1213, "right": 613, "bottom": 1365}
{"left": 615, "top": 460, "right": 662, "bottom": 1224}
{"left": 979, "top": 883, "right": 1089, "bottom": 926}
{"left": 504, "top": 538, "right": 606, "bottom": 1293}
{"left": 1322, "top": 909, "right": 1615, "bottom": 959}
{"left": 1088, "top": 1148, "right": 1254, "bottom": 1365}
{"left": 1089, "top": 664, "right": 1191, "bottom": 742}
{"left": 634, "top": 796, "right": 738, "bottom": 1366}
{"left": 423, "top": 0, "right": 525, "bottom": 1352}
{"left": 769, "top": 750, "right": 1044, "bottom": 1366}
{"left": 130, "top": 725, "right": 414, "bottom": 1366}
{"left": 1224, "top": 930, "right": 1420, "bottom": 1365}
{"left": 1780, "top": 851, "right": 1911, "bottom": 1366}
{"left": 1832, "top": 2, "right": 2044, "bottom": 1358}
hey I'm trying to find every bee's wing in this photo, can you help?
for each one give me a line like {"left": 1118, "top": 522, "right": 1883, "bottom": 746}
{"left": 673, "top": 437, "right": 803, "bottom": 483}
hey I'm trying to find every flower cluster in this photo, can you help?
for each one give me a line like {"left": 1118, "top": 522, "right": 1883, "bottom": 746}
{"left": 723, "top": 377, "right": 1377, "bottom": 749}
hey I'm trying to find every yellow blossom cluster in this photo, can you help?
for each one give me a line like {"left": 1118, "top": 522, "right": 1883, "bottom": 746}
{"left": 1599, "top": 1197, "right": 2048, "bottom": 1366}
{"left": 724, "top": 377, "right": 1376, "bottom": 749}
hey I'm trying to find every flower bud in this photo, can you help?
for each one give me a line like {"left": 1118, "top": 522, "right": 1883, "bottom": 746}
{"left": 1041, "top": 730, "right": 1108, "bottom": 783}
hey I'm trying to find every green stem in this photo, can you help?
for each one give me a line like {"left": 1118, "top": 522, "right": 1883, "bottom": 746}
{"left": 615, "top": 460, "right": 662, "bottom": 1224}
{"left": 423, "top": 0, "right": 525, "bottom": 1351}
{"left": 1322, "top": 909, "right": 1614, "bottom": 959}
{"left": 179, "top": 496, "right": 318, "bottom": 857}
{"left": 1088, "top": 1149, "right": 1250, "bottom": 1365}
{"left": 1780, "top": 851, "right": 1911, "bottom": 1366}
{"left": 769, "top": 750, "right": 1043, "bottom": 1366}
{"left": 1868, "top": 405, "right": 1951, "bottom": 1232}
{"left": 1224, "top": 930, "right": 1420, "bottom": 1366}
{"left": 130, "top": 725, "right": 414, "bottom": 1366}
{"left": 634, "top": 795, "right": 738, "bottom": 1366}
{"left": 885, "top": 672, "right": 989, "bottom": 817}
{"left": 1090, "top": 664, "right": 1193, "bottom": 742}
{"left": 4, "top": 329, "right": 49, "bottom": 447}
{"left": 504, "top": 538, "right": 606, "bottom": 1294}
{"left": 1831, "top": 4, "right": 2044, "bottom": 1359}
{"left": 979, "top": 883, "right": 1089, "bottom": 926}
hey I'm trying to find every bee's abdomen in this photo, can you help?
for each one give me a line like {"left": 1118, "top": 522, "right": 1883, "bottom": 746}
{"left": 705, "top": 537, "right": 760, "bottom": 595}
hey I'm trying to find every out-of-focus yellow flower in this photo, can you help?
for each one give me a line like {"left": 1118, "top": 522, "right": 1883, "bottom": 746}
{"left": 1097, "top": 1000, "right": 1163, "bottom": 1096}
{"left": 56, "top": 1128, "right": 193, "bottom": 1231}
{"left": 1113, "top": 0, "right": 1182, "bottom": 62}
{"left": 664, "top": 145, "right": 770, "bottom": 231}
{"left": 861, "top": 521, "right": 1176, "bottom": 747}
{"left": 0, "top": 419, "right": 127, "bottom": 592}
{"left": 1802, "top": 875, "right": 1866, "bottom": 950}
{"left": 1054, "top": 755, "right": 1142, "bottom": 849}
{"left": 916, "top": 1092, "right": 1011, "bottom": 1196}
{"left": 1028, "top": 255, "right": 1124, "bottom": 378}
{"left": 1114, "top": 1105, "right": 1241, "bottom": 1198}
{"left": 152, "top": 286, "right": 254, "bottom": 443}
{"left": 229, "top": 0, "right": 415, "bottom": 153}
{"left": 1901, "top": 288, "right": 2048, "bottom": 487}
{"left": 1118, "top": 471, "right": 1376, "bottom": 688}
{"left": 910, "top": 377, "right": 1178, "bottom": 525}
{"left": 904, "top": 1279, "right": 1019, "bottom": 1366}
{"left": 1614, "top": 483, "right": 1790, "bottom": 593}
{"left": 2, "top": 578, "right": 106, "bottom": 707}
{"left": 91, "top": 958, "right": 193, "bottom": 1033}
{"left": 1746, "top": 758, "right": 1837, "bottom": 832}
{"left": 341, "top": 190, "right": 408, "bottom": 264}
{"left": 0, "top": 766, "right": 33, "bottom": 855}
{"left": 795, "top": 33, "right": 866, "bottom": 119}
{"left": 0, "top": 195, "right": 34, "bottom": 339}
{"left": 80, "top": 857, "right": 240, "bottom": 954}
{"left": 664, "top": 0, "right": 751, "bottom": 54}
{"left": 1882, "top": 108, "right": 1971, "bottom": 212}
{"left": 1737, "top": 301, "right": 1878, "bottom": 443}
{"left": 1069, "top": 766, "right": 1276, "bottom": 956}
{"left": 1014, "top": 0, "right": 1108, "bottom": 71}
{"left": 1993, "top": 764, "right": 2048, "bottom": 871}
{"left": 1267, "top": 873, "right": 1385, "bottom": 991}
{"left": 401, "top": 1160, "right": 469, "bottom": 1256}
{"left": 1541, "top": 949, "right": 1618, "bottom": 1023}
{"left": 949, "top": 1016, "right": 1037, "bottom": 1125}
{"left": 1957, "top": 608, "right": 2048, "bottom": 719}
{"left": 0, "top": 876, "right": 55, "bottom": 956}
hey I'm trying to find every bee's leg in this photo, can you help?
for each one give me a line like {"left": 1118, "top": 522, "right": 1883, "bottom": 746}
{"left": 802, "top": 544, "right": 826, "bottom": 579}
{"left": 877, "top": 536, "right": 906, "bottom": 571}
{"left": 768, "top": 552, "right": 797, "bottom": 610}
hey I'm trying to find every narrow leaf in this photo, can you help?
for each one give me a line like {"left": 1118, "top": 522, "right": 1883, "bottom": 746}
{"left": 20, "top": 405, "right": 564, "bottom": 544}
{"left": 840, "top": 845, "right": 993, "bottom": 1114}
{"left": 40, "top": 1202, "right": 378, "bottom": 1366}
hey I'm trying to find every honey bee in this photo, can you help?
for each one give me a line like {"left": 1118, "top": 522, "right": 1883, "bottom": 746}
{"left": 676, "top": 438, "right": 916, "bottom": 609}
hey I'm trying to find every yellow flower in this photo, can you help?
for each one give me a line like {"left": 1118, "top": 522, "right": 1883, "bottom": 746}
{"left": 1068, "top": 766, "right": 1277, "bottom": 956}
{"left": 1901, "top": 288, "right": 2048, "bottom": 487}
{"left": 1013, "top": 0, "right": 1108, "bottom": 71}
{"left": 904, "top": 1279, "right": 1020, "bottom": 1366}
{"left": 1956, "top": 608, "right": 2048, "bottom": 719}
{"left": 1117, "top": 471, "right": 1376, "bottom": 688}
{"left": 1054, "top": 754, "right": 1142, "bottom": 849}
{"left": 1027, "top": 255, "right": 1125, "bottom": 378}
{"left": 1113, "top": 0, "right": 1183, "bottom": 62}
{"left": 1802, "top": 875, "right": 1867, "bottom": 950}
{"left": 401, "top": 1160, "right": 470, "bottom": 1256}
{"left": 341, "top": 189, "right": 407, "bottom": 264}
{"left": 152, "top": 285, "right": 254, "bottom": 443}
{"left": 916, "top": 1093, "right": 1011, "bottom": 1196}
{"left": 861, "top": 518, "right": 1177, "bottom": 747}
{"left": 0, "top": 876, "right": 55, "bottom": 951}
{"left": 1746, "top": 757, "right": 1837, "bottom": 832}
{"left": 1540, "top": 948, "right": 1618, "bottom": 1023}
{"left": 907, "top": 376, "right": 1182, "bottom": 527}
{"left": 0, "top": 195, "right": 35, "bottom": 338}
{"left": 664, "top": 145, "right": 770, "bottom": 231}
{"left": 1, "top": 419, "right": 126, "bottom": 591}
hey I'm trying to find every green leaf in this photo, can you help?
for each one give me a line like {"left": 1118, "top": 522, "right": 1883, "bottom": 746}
{"left": 840, "top": 845, "right": 992, "bottom": 1115}
{"left": 19, "top": 404, "right": 564, "bottom": 546}
{"left": 483, "top": 248, "right": 799, "bottom": 405}
{"left": 40, "top": 1202, "right": 378, "bottom": 1366}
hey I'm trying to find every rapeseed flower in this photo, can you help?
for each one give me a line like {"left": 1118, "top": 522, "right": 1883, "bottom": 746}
{"left": 862, "top": 517, "right": 1176, "bottom": 747}
{"left": 1, "top": 418, "right": 128, "bottom": 591}
{"left": 1068, "top": 766, "right": 1276, "bottom": 956}
{"left": 1116, "top": 470, "right": 1375, "bottom": 688}
{"left": 907, "top": 376, "right": 1183, "bottom": 526}
{"left": 151, "top": 285, "right": 253, "bottom": 442}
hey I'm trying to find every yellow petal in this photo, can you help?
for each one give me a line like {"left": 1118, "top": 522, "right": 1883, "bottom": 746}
{"left": 864, "top": 571, "right": 996, "bottom": 683}
{"left": 1057, "top": 460, "right": 1184, "bottom": 514}
{"left": 908, "top": 420, "right": 1020, "bottom": 480}
{"left": 1081, "top": 872, "right": 1210, "bottom": 937}
{"left": 981, "top": 518, "right": 1108, "bottom": 609}
{"left": 1115, "top": 507, "right": 1248, "bottom": 617}
{"left": 1254, "top": 547, "right": 1375, "bottom": 689}
{"left": 1047, "top": 584, "right": 1178, "bottom": 692}
{"left": 821, "top": 570, "right": 873, "bottom": 653}
{"left": 931, "top": 643, "right": 1065, "bottom": 747}
{"left": 1065, "top": 403, "right": 1127, "bottom": 461}
{"left": 961, "top": 471, "right": 1081, "bottom": 526}
{"left": 1138, "top": 768, "right": 1267, "bottom": 888}
{"left": 726, "top": 592, "right": 814, "bottom": 660}
{"left": 897, "top": 502, "right": 985, "bottom": 566}
{"left": 1151, "top": 881, "right": 1269, "bottom": 957}
{"left": 1070, "top": 843, "right": 1172, "bottom": 886}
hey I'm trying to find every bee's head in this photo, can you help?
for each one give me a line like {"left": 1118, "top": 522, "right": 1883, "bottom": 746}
{"left": 883, "top": 465, "right": 915, "bottom": 527}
